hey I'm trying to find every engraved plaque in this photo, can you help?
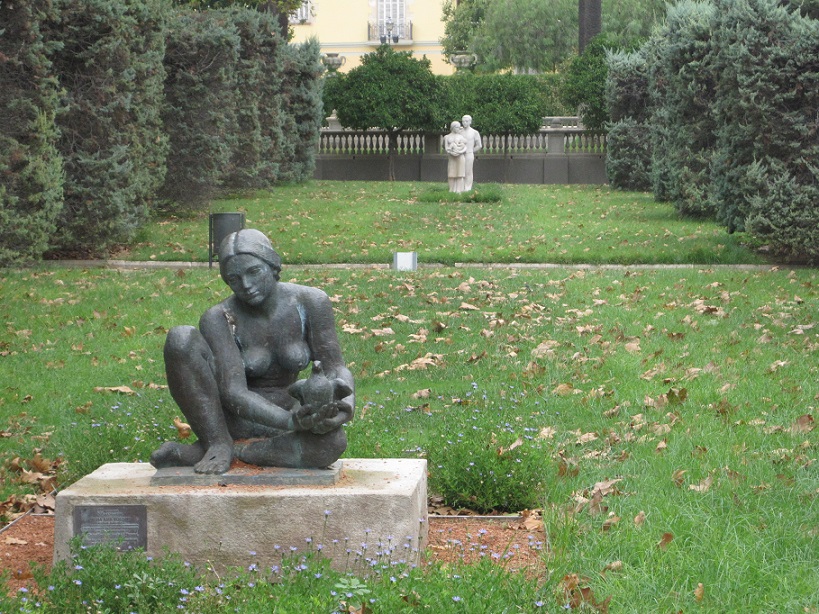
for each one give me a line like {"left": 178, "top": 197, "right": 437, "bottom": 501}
{"left": 73, "top": 505, "right": 147, "bottom": 551}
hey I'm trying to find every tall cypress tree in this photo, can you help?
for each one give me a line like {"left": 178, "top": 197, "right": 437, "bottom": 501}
{"left": 49, "top": 0, "right": 169, "bottom": 255}
{"left": 0, "top": 0, "right": 64, "bottom": 265}
{"left": 710, "top": 0, "right": 819, "bottom": 261}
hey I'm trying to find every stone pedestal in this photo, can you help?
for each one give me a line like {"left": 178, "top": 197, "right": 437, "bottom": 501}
{"left": 54, "top": 459, "right": 427, "bottom": 573}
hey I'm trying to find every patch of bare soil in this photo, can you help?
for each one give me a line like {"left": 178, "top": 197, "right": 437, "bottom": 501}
{"left": 1, "top": 514, "right": 54, "bottom": 593}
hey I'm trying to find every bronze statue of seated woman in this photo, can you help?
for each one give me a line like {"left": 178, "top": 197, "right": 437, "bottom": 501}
{"left": 150, "top": 229, "right": 355, "bottom": 474}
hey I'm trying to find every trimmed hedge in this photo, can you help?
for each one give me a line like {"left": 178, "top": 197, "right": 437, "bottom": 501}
{"left": 159, "top": 10, "right": 239, "bottom": 211}
{"left": 223, "top": 9, "right": 285, "bottom": 190}
{"left": 637, "top": 0, "right": 818, "bottom": 260}
{"left": 605, "top": 118, "right": 652, "bottom": 190}
{"left": 49, "top": 0, "right": 169, "bottom": 255}
{"left": 647, "top": 1, "right": 717, "bottom": 217}
{"left": 278, "top": 38, "right": 324, "bottom": 183}
{"left": 1, "top": 4, "right": 323, "bottom": 260}
{"left": 0, "top": 0, "right": 64, "bottom": 265}
{"left": 710, "top": 0, "right": 819, "bottom": 261}
{"left": 605, "top": 48, "right": 651, "bottom": 190}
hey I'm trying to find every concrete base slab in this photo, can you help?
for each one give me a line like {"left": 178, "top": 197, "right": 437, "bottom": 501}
{"left": 150, "top": 461, "right": 343, "bottom": 487}
{"left": 54, "top": 459, "right": 427, "bottom": 573}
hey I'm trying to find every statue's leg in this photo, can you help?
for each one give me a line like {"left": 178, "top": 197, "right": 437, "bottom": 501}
{"left": 234, "top": 428, "right": 347, "bottom": 469}
{"left": 150, "top": 325, "right": 233, "bottom": 474}
{"left": 464, "top": 154, "right": 474, "bottom": 191}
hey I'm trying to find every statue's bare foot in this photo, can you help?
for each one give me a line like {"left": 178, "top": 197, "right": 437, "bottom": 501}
{"left": 150, "top": 441, "right": 204, "bottom": 468}
{"left": 194, "top": 443, "right": 233, "bottom": 474}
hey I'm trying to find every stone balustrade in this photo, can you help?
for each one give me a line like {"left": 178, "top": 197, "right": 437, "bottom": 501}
{"left": 317, "top": 117, "right": 605, "bottom": 157}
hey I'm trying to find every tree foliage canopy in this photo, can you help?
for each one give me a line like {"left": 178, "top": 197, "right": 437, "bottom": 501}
{"left": 329, "top": 46, "right": 444, "bottom": 135}
{"left": 441, "top": 0, "right": 667, "bottom": 72}
{"left": 170, "top": 0, "right": 302, "bottom": 13}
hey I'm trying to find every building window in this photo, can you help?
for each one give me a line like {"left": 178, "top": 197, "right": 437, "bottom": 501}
{"left": 289, "top": 1, "right": 312, "bottom": 24}
{"left": 377, "top": 0, "right": 410, "bottom": 40}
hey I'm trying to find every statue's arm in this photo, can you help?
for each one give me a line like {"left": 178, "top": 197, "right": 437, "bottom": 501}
{"left": 303, "top": 289, "right": 355, "bottom": 429}
{"left": 199, "top": 307, "right": 294, "bottom": 430}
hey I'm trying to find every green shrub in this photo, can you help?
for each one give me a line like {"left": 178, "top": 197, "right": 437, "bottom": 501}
{"left": 646, "top": 1, "right": 717, "bottom": 217}
{"left": 160, "top": 9, "right": 240, "bottom": 211}
{"left": 442, "top": 73, "right": 544, "bottom": 134}
{"left": 33, "top": 540, "right": 203, "bottom": 613}
{"left": 605, "top": 48, "right": 652, "bottom": 190}
{"left": 710, "top": 0, "right": 819, "bottom": 262}
{"left": 222, "top": 9, "right": 285, "bottom": 190}
{"left": 605, "top": 118, "right": 652, "bottom": 190}
{"left": 49, "top": 0, "right": 169, "bottom": 255}
{"left": 562, "top": 34, "right": 627, "bottom": 132}
{"left": 333, "top": 46, "right": 444, "bottom": 135}
{"left": 278, "top": 38, "right": 324, "bottom": 183}
{"left": 428, "top": 425, "right": 547, "bottom": 513}
{"left": 742, "top": 159, "right": 819, "bottom": 262}
{"left": 606, "top": 48, "right": 650, "bottom": 124}
{"left": 0, "top": 0, "right": 64, "bottom": 265}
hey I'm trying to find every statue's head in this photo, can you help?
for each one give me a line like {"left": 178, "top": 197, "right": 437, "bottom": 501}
{"left": 462, "top": 115, "right": 472, "bottom": 127}
{"left": 450, "top": 121, "right": 462, "bottom": 132}
{"left": 219, "top": 229, "right": 282, "bottom": 283}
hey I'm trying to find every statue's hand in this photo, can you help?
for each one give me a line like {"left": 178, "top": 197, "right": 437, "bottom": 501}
{"left": 308, "top": 401, "right": 349, "bottom": 434}
{"left": 290, "top": 401, "right": 339, "bottom": 433}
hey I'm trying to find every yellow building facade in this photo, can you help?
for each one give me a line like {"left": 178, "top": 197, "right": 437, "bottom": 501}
{"left": 288, "top": 0, "right": 455, "bottom": 75}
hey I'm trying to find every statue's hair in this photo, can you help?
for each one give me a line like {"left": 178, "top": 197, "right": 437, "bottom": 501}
{"left": 219, "top": 229, "right": 282, "bottom": 282}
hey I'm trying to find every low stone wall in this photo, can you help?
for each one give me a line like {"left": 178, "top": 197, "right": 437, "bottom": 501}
{"left": 314, "top": 153, "right": 608, "bottom": 185}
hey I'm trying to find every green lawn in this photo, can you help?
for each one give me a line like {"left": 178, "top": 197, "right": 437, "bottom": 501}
{"left": 1, "top": 183, "right": 816, "bottom": 611}
{"left": 119, "top": 181, "right": 768, "bottom": 266}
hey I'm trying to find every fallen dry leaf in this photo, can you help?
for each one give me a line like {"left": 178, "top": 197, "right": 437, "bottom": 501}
{"left": 602, "top": 514, "right": 620, "bottom": 532}
{"left": 173, "top": 417, "right": 192, "bottom": 439}
{"left": 672, "top": 469, "right": 687, "bottom": 487}
{"left": 789, "top": 414, "right": 814, "bottom": 434}
{"left": 576, "top": 432, "right": 599, "bottom": 445}
{"left": 768, "top": 360, "right": 788, "bottom": 373}
{"left": 634, "top": 510, "right": 646, "bottom": 526}
{"left": 657, "top": 532, "right": 674, "bottom": 550}
{"left": 553, "top": 383, "right": 578, "bottom": 396}
{"left": 94, "top": 386, "right": 136, "bottom": 395}
{"left": 591, "top": 478, "right": 623, "bottom": 498}
{"left": 689, "top": 475, "right": 714, "bottom": 492}
{"left": 624, "top": 340, "right": 641, "bottom": 353}
{"left": 520, "top": 508, "right": 544, "bottom": 532}
{"left": 498, "top": 437, "right": 523, "bottom": 457}
{"left": 531, "top": 339, "right": 560, "bottom": 358}
{"left": 695, "top": 583, "right": 705, "bottom": 602}
{"left": 4, "top": 537, "right": 28, "bottom": 546}
{"left": 559, "top": 573, "right": 611, "bottom": 612}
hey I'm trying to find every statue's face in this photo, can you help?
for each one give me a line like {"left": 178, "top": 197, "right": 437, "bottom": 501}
{"left": 462, "top": 117, "right": 471, "bottom": 128}
{"left": 224, "top": 254, "right": 277, "bottom": 306}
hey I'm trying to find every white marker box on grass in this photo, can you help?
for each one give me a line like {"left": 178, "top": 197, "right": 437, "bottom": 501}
{"left": 391, "top": 252, "right": 418, "bottom": 271}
